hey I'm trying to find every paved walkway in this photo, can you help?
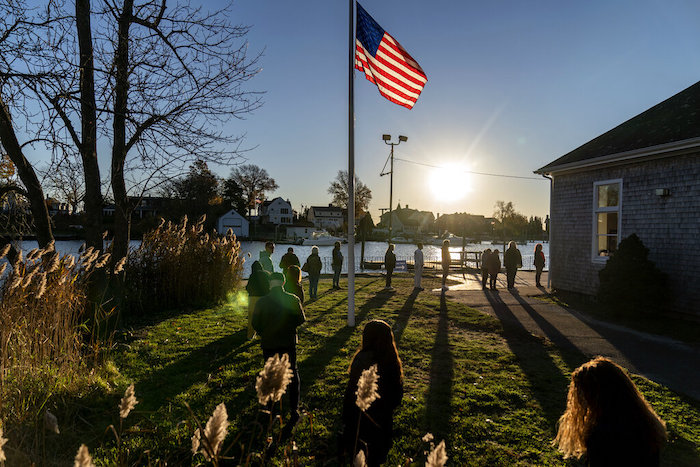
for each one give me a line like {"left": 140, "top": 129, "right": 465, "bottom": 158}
{"left": 435, "top": 271, "right": 700, "bottom": 401}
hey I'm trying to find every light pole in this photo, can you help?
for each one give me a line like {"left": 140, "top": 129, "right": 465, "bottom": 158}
{"left": 380, "top": 134, "right": 407, "bottom": 243}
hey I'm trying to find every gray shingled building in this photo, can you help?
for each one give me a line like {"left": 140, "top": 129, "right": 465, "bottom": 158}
{"left": 536, "top": 81, "right": 700, "bottom": 315}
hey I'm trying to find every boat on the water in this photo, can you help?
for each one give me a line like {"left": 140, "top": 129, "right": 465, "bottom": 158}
{"left": 302, "top": 231, "right": 345, "bottom": 246}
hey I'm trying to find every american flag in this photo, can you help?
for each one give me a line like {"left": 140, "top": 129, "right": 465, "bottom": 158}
{"left": 355, "top": 2, "right": 427, "bottom": 109}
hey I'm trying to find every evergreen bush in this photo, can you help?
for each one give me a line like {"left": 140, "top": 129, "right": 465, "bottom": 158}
{"left": 598, "top": 234, "right": 668, "bottom": 314}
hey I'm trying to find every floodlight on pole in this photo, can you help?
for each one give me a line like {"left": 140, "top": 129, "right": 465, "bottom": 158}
{"left": 380, "top": 134, "right": 407, "bottom": 244}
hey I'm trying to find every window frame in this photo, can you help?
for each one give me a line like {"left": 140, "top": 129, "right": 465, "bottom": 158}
{"left": 591, "top": 178, "right": 622, "bottom": 262}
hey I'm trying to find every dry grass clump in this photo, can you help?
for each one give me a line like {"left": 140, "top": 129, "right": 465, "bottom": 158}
{"left": 0, "top": 242, "right": 107, "bottom": 385}
{"left": 123, "top": 215, "right": 243, "bottom": 314}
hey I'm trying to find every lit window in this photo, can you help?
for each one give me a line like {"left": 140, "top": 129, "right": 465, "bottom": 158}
{"left": 592, "top": 180, "right": 622, "bottom": 260}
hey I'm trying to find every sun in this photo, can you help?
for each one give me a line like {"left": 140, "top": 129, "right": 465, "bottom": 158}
{"left": 428, "top": 165, "right": 471, "bottom": 202}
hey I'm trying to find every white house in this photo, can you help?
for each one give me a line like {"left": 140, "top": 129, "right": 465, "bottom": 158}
{"left": 286, "top": 221, "right": 315, "bottom": 242}
{"left": 259, "top": 197, "right": 293, "bottom": 225}
{"left": 217, "top": 209, "right": 249, "bottom": 238}
{"left": 308, "top": 204, "right": 344, "bottom": 230}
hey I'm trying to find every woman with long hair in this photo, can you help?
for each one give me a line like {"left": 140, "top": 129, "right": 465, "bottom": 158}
{"left": 554, "top": 356, "right": 667, "bottom": 466}
{"left": 283, "top": 264, "right": 304, "bottom": 304}
{"left": 342, "top": 320, "right": 403, "bottom": 466}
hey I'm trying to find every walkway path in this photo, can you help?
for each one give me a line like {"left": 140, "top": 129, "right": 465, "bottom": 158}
{"left": 436, "top": 271, "right": 700, "bottom": 401}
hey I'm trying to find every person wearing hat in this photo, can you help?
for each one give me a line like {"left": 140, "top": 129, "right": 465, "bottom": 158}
{"left": 252, "top": 272, "right": 306, "bottom": 424}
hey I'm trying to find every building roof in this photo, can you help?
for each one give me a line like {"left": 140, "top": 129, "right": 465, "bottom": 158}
{"left": 311, "top": 205, "right": 343, "bottom": 214}
{"left": 536, "top": 80, "right": 700, "bottom": 174}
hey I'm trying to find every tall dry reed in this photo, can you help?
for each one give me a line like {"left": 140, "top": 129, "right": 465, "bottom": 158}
{"left": 122, "top": 215, "right": 244, "bottom": 314}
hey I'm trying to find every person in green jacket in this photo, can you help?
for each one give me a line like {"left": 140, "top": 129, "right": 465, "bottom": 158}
{"left": 259, "top": 242, "right": 275, "bottom": 273}
{"left": 384, "top": 244, "right": 396, "bottom": 290}
{"left": 252, "top": 272, "right": 306, "bottom": 423}
{"left": 245, "top": 261, "right": 270, "bottom": 339}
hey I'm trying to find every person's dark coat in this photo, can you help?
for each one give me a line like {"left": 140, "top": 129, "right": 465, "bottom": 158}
{"left": 284, "top": 281, "right": 305, "bottom": 304}
{"left": 280, "top": 252, "right": 301, "bottom": 271}
{"left": 534, "top": 250, "right": 546, "bottom": 269}
{"left": 302, "top": 252, "right": 323, "bottom": 277}
{"left": 504, "top": 246, "right": 522, "bottom": 270}
{"left": 246, "top": 261, "right": 270, "bottom": 297}
{"left": 384, "top": 249, "right": 396, "bottom": 271}
{"left": 342, "top": 351, "right": 403, "bottom": 466}
{"left": 332, "top": 246, "right": 343, "bottom": 269}
{"left": 252, "top": 287, "right": 305, "bottom": 349}
{"left": 585, "top": 416, "right": 661, "bottom": 467}
{"left": 487, "top": 253, "right": 501, "bottom": 276}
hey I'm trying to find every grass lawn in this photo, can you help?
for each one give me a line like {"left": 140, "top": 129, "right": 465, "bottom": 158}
{"left": 39, "top": 275, "right": 700, "bottom": 465}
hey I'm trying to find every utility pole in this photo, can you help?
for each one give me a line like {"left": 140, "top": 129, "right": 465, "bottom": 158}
{"left": 380, "top": 134, "right": 407, "bottom": 244}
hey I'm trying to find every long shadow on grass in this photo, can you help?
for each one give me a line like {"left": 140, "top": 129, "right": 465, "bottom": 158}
{"left": 303, "top": 279, "right": 379, "bottom": 327}
{"left": 483, "top": 290, "right": 578, "bottom": 428}
{"left": 298, "top": 287, "right": 394, "bottom": 395}
{"left": 133, "top": 329, "right": 256, "bottom": 410}
{"left": 425, "top": 293, "right": 454, "bottom": 441}
{"left": 392, "top": 289, "right": 419, "bottom": 344}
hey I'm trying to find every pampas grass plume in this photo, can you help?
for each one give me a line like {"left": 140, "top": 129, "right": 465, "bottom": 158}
{"left": 44, "top": 410, "right": 60, "bottom": 434}
{"left": 0, "top": 425, "right": 7, "bottom": 462}
{"left": 426, "top": 440, "right": 447, "bottom": 467}
{"left": 355, "top": 364, "right": 380, "bottom": 412}
{"left": 353, "top": 450, "right": 367, "bottom": 467}
{"left": 256, "top": 353, "right": 293, "bottom": 405}
{"left": 200, "top": 402, "right": 229, "bottom": 460}
{"left": 119, "top": 384, "right": 139, "bottom": 419}
{"left": 422, "top": 433, "right": 434, "bottom": 443}
{"left": 0, "top": 262, "right": 7, "bottom": 277}
{"left": 113, "top": 256, "right": 127, "bottom": 274}
{"left": 35, "top": 272, "right": 48, "bottom": 299}
{"left": 74, "top": 444, "right": 95, "bottom": 467}
{"left": 0, "top": 243, "right": 10, "bottom": 259}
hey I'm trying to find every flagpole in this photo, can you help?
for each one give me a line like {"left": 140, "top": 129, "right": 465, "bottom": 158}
{"left": 347, "top": 0, "right": 356, "bottom": 327}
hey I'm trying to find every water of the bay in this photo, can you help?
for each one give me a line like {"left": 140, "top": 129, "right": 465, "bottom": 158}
{"left": 17, "top": 239, "right": 549, "bottom": 278}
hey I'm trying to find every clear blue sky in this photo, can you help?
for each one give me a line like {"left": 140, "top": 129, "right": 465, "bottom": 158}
{"left": 215, "top": 0, "right": 700, "bottom": 221}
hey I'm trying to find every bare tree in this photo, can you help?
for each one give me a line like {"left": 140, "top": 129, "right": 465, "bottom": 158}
{"left": 0, "top": 0, "right": 262, "bottom": 261}
{"left": 328, "top": 170, "right": 372, "bottom": 217}
{"left": 40, "top": 155, "right": 86, "bottom": 214}
{"left": 230, "top": 164, "right": 278, "bottom": 217}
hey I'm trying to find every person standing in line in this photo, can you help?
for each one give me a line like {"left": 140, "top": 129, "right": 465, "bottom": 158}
{"left": 534, "top": 243, "right": 546, "bottom": 287}
{"left": 279, "top": 247, "right": 300, "bottom": 272}
{"left": 554, "top": 356, "right": 667, "bottom": 466}
{"left": 259, "top": 241, "right": 275, "bottom": 274}
{"left": 504, "top": 241, "right": 522, "bottom": 289}
{"left": 284, "top": 264, "right": 305, "bottom": 304}
{"left": 488, "top": 249, "right": 501, "bottom": 290}
{"left": 332, "top": 241, "right": 343, "bottom": 289}
{"left": 441, "top": 239, "right": 451, "bottom": 292}
{"left": 302, "top": 246, "right": 323, "bottom": 300}
{"left": 384, "top": 244, "right": 396, "bottom": 290}
{"left": 341, "top": 320, "right": 403, "bottom": 466}
{"left": 252, "top": 272, "right": 306, "bottom": 425}
{"left": 481, "top": 248, "right": 492, "bottom": 290}
{"left": 414, "top": 242, "right": 424, "bottom": 291}
{"left": 245, "top": 260, "right": 270, "bottom": 339}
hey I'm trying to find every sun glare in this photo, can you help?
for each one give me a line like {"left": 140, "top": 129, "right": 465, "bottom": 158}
{"left": 428, "top": 165, "right": 471, "bottom": 202}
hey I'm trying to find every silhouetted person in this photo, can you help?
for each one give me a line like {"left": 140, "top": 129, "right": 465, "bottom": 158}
{"left": 284, "top": 264, "right": 305, "bottom": 304}
{"left": 441, "top": 239, "right": 451, "bottom": 292}
{"left": 279, "top": 247, "right": 300, "bottom": 272}
{"left": 554, "top": 356, "right": 667, "bottom": 467}
{"left": 332, "top": 241, "right": 343, "bottom": 289}
{"left": 245, "top": 261, "right": 270, "bottom": 339}
{"left": 252, "top": 272, "right": 306, "bottom": 423}
{"left": 259, "top": 241, "right": 275, "bottom": 274}
{"left": 534, "top": 243, "right": 546, "bottom": 287}
{"left": 488, "top": 249, "right": 501, "bottom": 290}
{"left": 504, "top": 241, "right": 522, "bottom": 289}
{"left": 481, "top": 248, "right": 492, "bottom": 289}
{"left": 302, "top": 246, "right": 323, "bottom": 300}
{"left": 414, "top": 242, "right": 424, "bottom": 290}
{"left": 342, "top": 320, "right": 403, "bottom": 466}
{"left": 384, "top": 244, "right": 396, "bottom": 290}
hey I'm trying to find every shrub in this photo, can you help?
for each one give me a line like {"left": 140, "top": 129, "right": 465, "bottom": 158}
{"left": 598, "top": 234, "right": 668, "bottom": 314}
{"left": 123, "top": 215, "right": 244, "bottom": 315}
